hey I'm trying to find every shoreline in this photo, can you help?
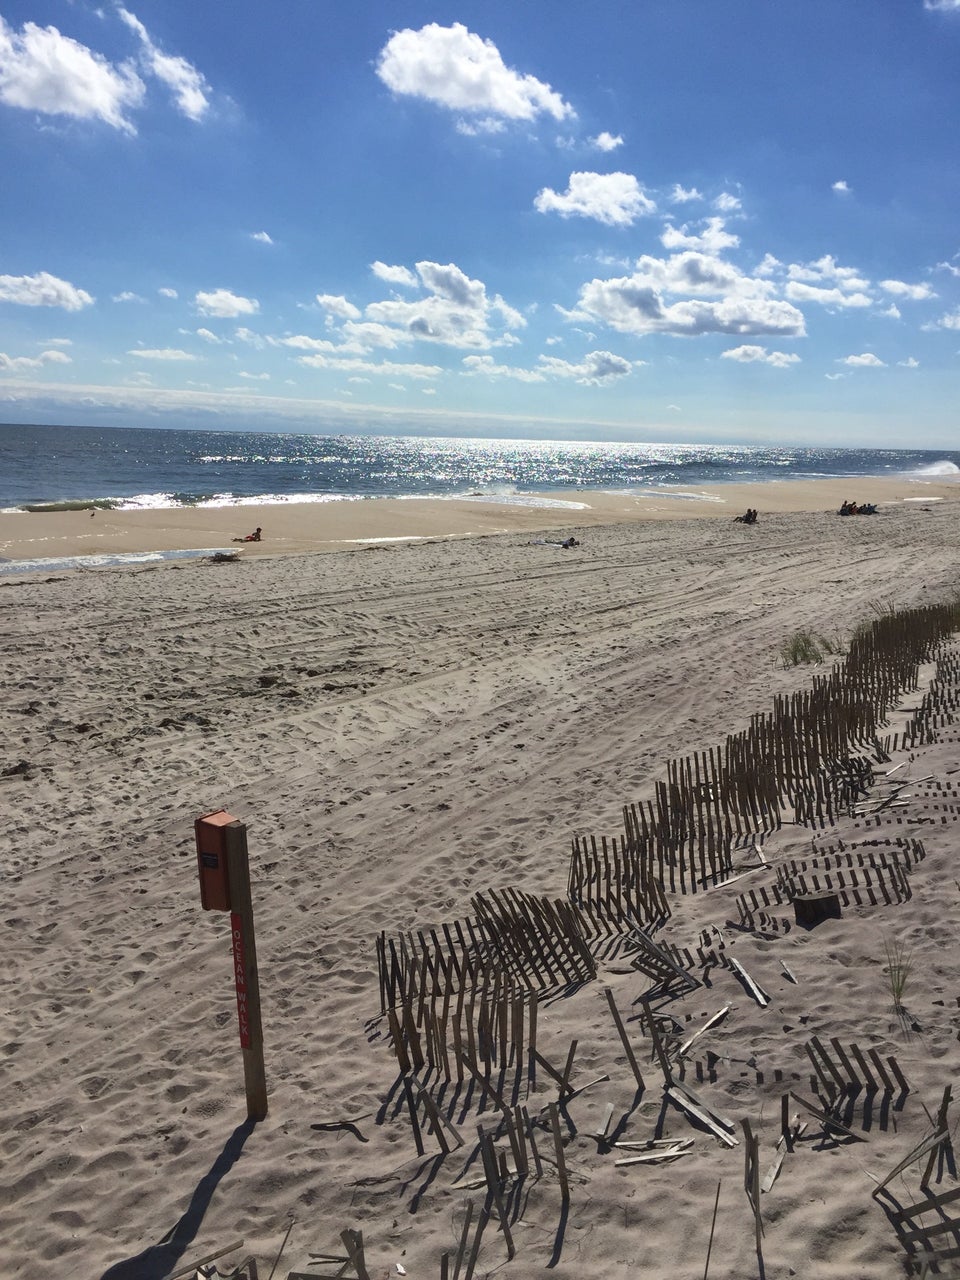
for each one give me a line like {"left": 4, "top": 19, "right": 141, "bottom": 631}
{"left": 1, "top": 475, "right": 957, "bottom": 566}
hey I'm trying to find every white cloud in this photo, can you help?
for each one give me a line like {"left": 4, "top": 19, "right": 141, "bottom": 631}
{"left": 0, "top": 270, "right": 93, "bottom": 310}
{"left": 297, "top": 354, "right": 442, "bottom": 380}
{"left": 112, "top": 290, "right": 145, "bottom": 303}
{"left": 755, "top": 254, "right": 782, "bottom": 277}
{"left": 456, "top": 115, "right": 507, "bottom": 136}
{"left": 281, "top": 334, "right": 341, "bottom": 353}
{"left": 364, "top": 259, "right": 525, "bottom": 350}
{"left": 936, "top": 259, "right": 960, "bottom": 278}
{"left": 0, "top": 15, "right": 144, "bottom": 133}
{"left": 238, "top": 371, "right": 270, "bottom": 380}
{"left": 195, "top": 288, "right": 259, "bottom": 318}
{"left": 881, "top": 304, "right": 901, "bottom": 319}
{"left": 117, "top": 8, "right": 210, "bottom": 121}
{"left": 127, "top": 347, "right": 198, "bottom": 360}
{"left": 933, "top": 308, "right": 960, "bottom": 330}
{"left": 377, "top": 23, "right": 574, "bottom": 123}
{"left": 41, "top": 337, "right": 72, "bottom": 346}
{"left": 721, "top": 344, "right": 800, "bottom": 368}
{"left": 564, "top": 253, "right": 805, "bottom": 338}
{"left": 839, "top": 352, "right": 886, "bottom": 367}
{"left": 534, "top": 171, "right": 656, "bottom": 226}
{"left": 832, "top": 180, "right": 851, "bottom": 194}
{"left": 660, "top": 216, "right": 739, "bottom": 253}
{"left": 234, "top": 327, "right": 268, "bottom": 347}
{"left": 0, "top": 348, "right": 71, "bottom": 373}
{"left": 714, "top": 191, "right": 741, "bottom": 212}
{"left": 159, "top": 287, "right": 178, "bottom": 298}
{"left": 462, "top": 355, "right": 545, "bottom": 382}
{"left": 785, "top": 282, "right": 872, "bottom": 308}
{"left": 924, "top": 0, "right": 960, "bottom": 9}
{"left": 898, "top": 356, "right": 920, "bottom": 367}
{"left": 196, "top": 328, "right": 221, "bottom": 343}
{"left": 250, "top": 231, "right": 273, "bottom": 245}
{"left": 786, "top": 255, "right": 870, "bottom": 291}
{"left": 371, "top": 261, "right": 419, "bottom": 288}
{"left": 670, "top": 184, "right": 702, "bottom": 203}
{"left": 591, "top": 131, "right": 623, "bottom": 151}
{"left": 537, "top": 350, "right": 636, "bottom": 385}
{"left": 316, "top": 294, "right": 362, "bottom": 320}
{"left": 879, "top": 279, "right": 936, "bottom": 300}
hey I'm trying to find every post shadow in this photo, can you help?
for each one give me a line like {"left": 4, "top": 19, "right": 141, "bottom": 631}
{"left": 99, "top": 1117, "right": 255, "bottom": 1280}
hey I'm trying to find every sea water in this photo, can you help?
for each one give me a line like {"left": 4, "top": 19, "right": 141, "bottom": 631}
{"left": 1, "top": 422, "right": 958, "bottom": 513}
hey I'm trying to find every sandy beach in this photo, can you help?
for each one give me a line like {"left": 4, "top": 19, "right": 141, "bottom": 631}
{"left": 2, "top": 489, "right": 960, "bottom": 1279}
{"left": 2, "top": 473, "right": 959, "bottom": 565}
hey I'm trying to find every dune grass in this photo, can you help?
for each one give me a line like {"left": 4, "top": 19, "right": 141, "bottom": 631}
{"left": 882, "top": 935, "right": 913, "bottom": 1010}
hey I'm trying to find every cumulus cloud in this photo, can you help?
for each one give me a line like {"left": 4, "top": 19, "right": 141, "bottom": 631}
{"left": 316, "top": 294, "right": 362, "bottom": 321}
{"left": 714, "top": 191, "right": 741, "bottom": 211}
{"left": 782, "top": 255, "right": 873, "bottom": 308}
{"left": 461, "top": 355, "right": 547, "bottom": 382}
{"left": 786, "top": 255, "right": 870, "bottom": 290}
{"left": 879, "top": 279, "right": 937, "bottom": 300}
{"left": 832, "top": 180, "right": 851, "bottom": 194}
{"left": 250, "top": 231, "right": 274, "bottom": 245}
{"left": 534, "top": 171, "right": 655, "bottom": 226}
{"left": 839, "top": 352, "right": 885, "bottom": 367}
{"left": 537, "top": 350, "right": 636, "bottom": 384}
{"left": 0, "top": 270, "right": 93, "bottom": 310}
{"left": 376, "top": 23, "right": 573, "bottom": 124}
{"left": 112, "top": 290, "right": 145, "bottom": 303}
{"left": 195, "top": 288, "right": 259, "bottom": 318}
{"left": 591, "top": 131, "right": 623, "bottom": 151}
{"left": 371, "top": 262, "right": 419, "bottom": 288}
{"left": 721, "top": 344, "right": 800, "bottom": 368}
{"left": 238, "top": 371, "right": 269, "bottom": 380}
{"left": 924, "top": 0, "right": 960, "bottom": 9}
{"left": 362, "top": 259, "right": 526, "bottom": 350}
{"left": 297, "top": 354, "right": 443, "bottom": 380}
{"left": 159, "top": 287, "right": 178, "bottom": 298}
{"left": 0, "top": 348, "right": 71, "bottom": 373}
{"left": 462, "top": 349, "right": 636, "bottom": 385}
{"left": 670, "top": 184, "right": 702, "bottom": 203}
{"left": 196, "top": 328, "right": 221, "bottom": 343}
{"left": 661, "top": 217, "right": 739, "bottom": 253}
{"left": 117, "top": 8, "right": 210, "bottom": 121}
{"left": 563, "top": 252, "right": 805, "bottom": 339}
{"left": 898, "top": 356, "right": 920, "bottom": 367}
{"left": 0, "top": 15, "right": 145, "bottom": 132}
{"left": 932, "top": 308, "right": 960, "bottom": 330}
{"left": 127, "top": 347, "right": 198, "bottom": 360}
{"left": 785, "top": 282, "right": 872, "bottom": 308}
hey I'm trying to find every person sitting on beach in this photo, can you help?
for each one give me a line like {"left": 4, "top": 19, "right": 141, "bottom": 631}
{"left": 735, "top": 509, "right": 757, "bottom": 524}
{"left": 233, "top": 527, "right": 262, "bottom": 543}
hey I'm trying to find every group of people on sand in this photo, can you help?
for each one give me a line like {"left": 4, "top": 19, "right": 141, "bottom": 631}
{"left": 733, "top": 508, "right": 758, "bottom": 525}
{"left": 839, "top": 500, "right": 877, "bottom": 516}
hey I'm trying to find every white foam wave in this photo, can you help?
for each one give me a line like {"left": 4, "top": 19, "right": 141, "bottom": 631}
{"left": 0, "top": 548, "right": 234, "bottom": 576}
{"left": 909, "top": 460, "right": 960, "bottom": 478}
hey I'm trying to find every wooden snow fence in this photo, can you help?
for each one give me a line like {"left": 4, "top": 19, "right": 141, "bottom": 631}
{"left": 734, "top": 837, "right": 926, "bottom": 930}
{"left": 569, "top": 602, "right": 960, "bottom": 916}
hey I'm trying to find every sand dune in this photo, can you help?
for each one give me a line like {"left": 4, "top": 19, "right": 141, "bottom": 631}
{"left": 1, "top": 497, "right": 959, "bottom": 1278}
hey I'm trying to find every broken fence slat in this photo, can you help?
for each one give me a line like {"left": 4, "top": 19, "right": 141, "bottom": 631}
{"left": 667, "top": 1087, "right": 739, "bottom": 1148}
{"left": 729, "top": 958, "right": 769, "bottom": 1007}
{"left": 761, "top": 1151, "right": 785, "bottom": 1193}
{"left": 679, "top": 1006, "right": 730, "bottom": 1057}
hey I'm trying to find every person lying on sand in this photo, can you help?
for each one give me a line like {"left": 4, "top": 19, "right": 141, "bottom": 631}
{"left": 233, "top": 527, "right": 262, "bottom": 542}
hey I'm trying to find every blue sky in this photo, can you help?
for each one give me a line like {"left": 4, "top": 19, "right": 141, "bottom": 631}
{"left": 1, "top": 0, "right": 959, "bottom": 446}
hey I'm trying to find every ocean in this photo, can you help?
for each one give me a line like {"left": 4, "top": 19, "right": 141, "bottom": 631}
{"left": 2, "top": 422, "right": 959, "bottom": 513}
